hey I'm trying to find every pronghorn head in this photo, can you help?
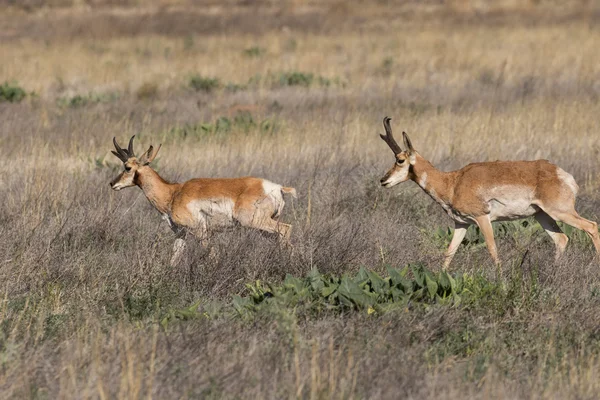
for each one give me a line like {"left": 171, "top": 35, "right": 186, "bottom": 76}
{"left": 379, "top": 117, "right": 417, "bottom": 188}
{"left": 109, "top": 135, "right": 161, "bottom": 191}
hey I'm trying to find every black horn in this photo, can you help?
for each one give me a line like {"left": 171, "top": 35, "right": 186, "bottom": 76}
{"left": 112, "top": 137, "right": 129, "bottom": 162}
{"left": 379, "top": 116, "right": 402, "bottom": 154}
{"left": 127, "top": 135, "right": 136, "bottom": 157}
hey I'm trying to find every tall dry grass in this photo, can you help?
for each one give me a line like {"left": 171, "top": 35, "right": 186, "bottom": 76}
{"left": 2, "top": 2, "right": 600, "bottom": 398}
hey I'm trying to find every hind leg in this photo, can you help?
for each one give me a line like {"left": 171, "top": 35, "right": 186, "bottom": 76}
{"left": 534, "top": 211, "right": 569, "bottom": 260}
{"left": 237, "top": 208, "right": 292, "bottom": 243}
{"left": 543, "top": 210, "right": 600, "bottom": 255}
{"left": 250, "top": 218, "right": 292, "bottom": 242}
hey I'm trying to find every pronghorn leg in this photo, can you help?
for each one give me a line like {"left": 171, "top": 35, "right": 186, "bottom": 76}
{"left": 541, "top": 208, "right": 600, "bottom": 255}
{"left": 534, "top": 211, "right": 568, "bottom": 260}
{"left": 237, "top": 210, "right": 292, "bottom": 243}
{"left": 253, "top": 219, "right": 292, "bottom": 243}
{"left": 443, "top": 222, "right": 469, "bottom": 270}
{"left": 168, "top": 221, "right": 187, "bottom": 267}
{"left": 474, "top": 215, "right": 500, "bottom": 266}
{"left": 188, "top": 224, "right": 220, "bottom": 260}
{"left": 274, "top": 221, "right": 292, "bottom": 242}
{"left": 170, "top": 238, "right": 186, "bottom": 267}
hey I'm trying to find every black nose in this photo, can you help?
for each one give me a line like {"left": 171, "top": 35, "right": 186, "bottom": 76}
{"left": 380, "top": 178, "right": 385, "bottom": 183}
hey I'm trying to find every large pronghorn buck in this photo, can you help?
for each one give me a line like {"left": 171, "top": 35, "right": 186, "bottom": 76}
{"left": 110, "top": 136, "right": 296, "bottom": 265}
{"left": 378, "top": 117, "right": 600, "bottom": 269}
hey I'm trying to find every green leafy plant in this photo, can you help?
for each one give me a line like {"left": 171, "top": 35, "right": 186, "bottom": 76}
{"left": 57, "top": 91, "right": 120, "bottom": 108}
{"left": 275, "top": 71, "right": 343, "bottom": 89}
{"left": 189, "top": 75, "right": 220, "bottom": 92}
{"left": 278, "top": 71, "right": 314, "bottom": 87}
{"left": 0, "top": 81, "right": 27, "bottom": 103}
{"left": 224, "top": 82, "right": 247, "bottom": 93}
{"left": 243, "top": 46, "right": 265, "bottom": 58}
{"left": 167, "top": 113, "right": 280, "bottom": 140}
{"left": 160, "top": 265, "right": 494, "bottom": 328}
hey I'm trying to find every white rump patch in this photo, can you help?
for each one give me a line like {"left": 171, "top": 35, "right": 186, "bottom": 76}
{"left": 556, "top": 168, "right": 579, "bottom": 196}
{"left": 261, "top": 179, "right": 285, "bottom": 217}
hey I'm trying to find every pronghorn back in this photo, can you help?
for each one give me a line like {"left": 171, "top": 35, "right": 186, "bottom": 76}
{"left": 451, "top": 160, "right": 578, "bottom": 217}
{"left": 170, "top": 177, "right": 295, "bottom": 227}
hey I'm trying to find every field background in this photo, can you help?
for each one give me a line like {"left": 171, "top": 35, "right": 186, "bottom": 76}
{"left": 2, "top": 0, "right": 600, "bottom": 398}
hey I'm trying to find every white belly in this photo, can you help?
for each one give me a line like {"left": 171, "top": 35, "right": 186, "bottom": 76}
{"left": 485, "top": 185, "right": 538, "bottom": 222}
{"left": 186, "top": 199, "right": 235, "bottom": 228}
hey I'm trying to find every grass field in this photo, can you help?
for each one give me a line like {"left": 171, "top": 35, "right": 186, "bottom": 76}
{"left": 2, "top": 1, "right": 600, "bottom": 398}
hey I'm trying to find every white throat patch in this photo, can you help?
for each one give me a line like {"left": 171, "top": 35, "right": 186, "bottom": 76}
{"left": 417, "top": 172, "right": 428, "bottom": 189}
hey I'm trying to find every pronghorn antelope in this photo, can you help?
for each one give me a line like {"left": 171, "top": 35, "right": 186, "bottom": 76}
{"left": 378, "top": 117, "right": 600, "bottom": 269}
{"left": 110, "top": 136, "right": 296, "bottom": 265}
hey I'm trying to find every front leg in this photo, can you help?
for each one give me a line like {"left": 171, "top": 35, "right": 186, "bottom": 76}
{"left": 170, "top": 237, "right": 186, "bottom": 267}
{"left": 188, "top": 217, "right": 209, "bottom": 246}
{"left": 443, "top": 222, "right": 469, "bottom": 270}
{"left": 474, "top": 214, "right": 500, "bottom": 267}
{"left": 165, "top": 214, "right": 188, "bottom": 267}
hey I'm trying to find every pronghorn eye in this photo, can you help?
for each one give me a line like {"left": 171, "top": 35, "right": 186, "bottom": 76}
{"left": 396, "top": 159, "right": 405, "bottom": 164}
{"left": 125, "top": 165, "right": 131, "bottom": 172}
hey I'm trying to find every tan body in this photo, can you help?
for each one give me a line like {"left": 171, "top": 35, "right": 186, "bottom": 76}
{"left": 378, "top": 117, "right": 600, "bottom": 269}
{"left": 110, "top": 136, "right": 296, "bottom": 265}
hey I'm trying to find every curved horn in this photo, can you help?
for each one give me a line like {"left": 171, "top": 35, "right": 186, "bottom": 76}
{"left": 127, "top": 135, "right": 135, "bottom": 157}
{"left": 113, "top": 137, "right": 128, "bottom": 161}
{"left": 379, "top": 116, "right": 402, "bottom": 154}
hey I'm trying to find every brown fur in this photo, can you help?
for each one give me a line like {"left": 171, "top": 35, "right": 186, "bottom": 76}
{"left": 110, "top": 139, "right": 295, "bottom": 265}
{"left": 379, "top": 123, "right": 600, "bottom": 269}
{"left": 409, "top": 157, "right": 575, "bottom": 218}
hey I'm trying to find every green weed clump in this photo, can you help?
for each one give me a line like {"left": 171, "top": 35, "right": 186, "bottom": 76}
{"left": 0, "top": 81, "right": 27, "bottom": 102}
{"left": 160, "top": 265, "right": 498, "bottom": 328}
{"left": 189, "top": 74, "right": 221, "bottom": 92}
{"left": 166, "top": 112, "right": 280, "bottom": 140}
{"left": 57, "top": 91, "right": 120, "bottom": 108}
{"left": 276, "top": 71, "right": 341, "bottom": 88}
{"left": 243, "top": 46, "right": 265, "bottom": 58}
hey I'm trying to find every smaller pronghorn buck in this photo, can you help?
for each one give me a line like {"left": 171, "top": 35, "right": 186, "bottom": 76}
{"left": 378, "top": 117, "right": 600, "bottom": 269}
{"left": 110, "top": 136, "right": 296, "bottom": 265}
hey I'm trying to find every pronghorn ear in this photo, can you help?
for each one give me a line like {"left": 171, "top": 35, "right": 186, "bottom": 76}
{"left": 140, "top": 144, "right": 161, "bottom": 165}
{"left": 402, "top": 132, "right": 416, "bottom": 164}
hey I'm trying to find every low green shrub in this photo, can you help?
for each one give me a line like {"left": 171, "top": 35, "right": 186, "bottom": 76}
{"left": 278, "top": 71, "right": 314, "bottom": 87}
{"left": 0, "top": 81, "right": 27, "bottom": 103}
{"left": 167, "top": 112, "right": 280, "bottom": 140}
{"left": 57, "top": 91, "right": 120, "bottom": 108}
{"left": 276, "top": 71, "right": 343, "bottom": 88}
{"left": 160, "top": 265, "right": 500, "bottom": 328}
{"left": 189, "top": 75, "right": 220, "bottom": 92}
{"left": 243, "top": 46, "right": 265, "bottom": 58}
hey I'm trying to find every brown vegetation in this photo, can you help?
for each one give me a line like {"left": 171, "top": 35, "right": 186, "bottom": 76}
{"left": 2, "top": 1, "right": 600, "bottom": 398}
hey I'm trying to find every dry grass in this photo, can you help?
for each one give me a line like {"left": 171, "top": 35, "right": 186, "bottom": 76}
{"left": 2, "top": 1, "right": 600, "bottom": 399}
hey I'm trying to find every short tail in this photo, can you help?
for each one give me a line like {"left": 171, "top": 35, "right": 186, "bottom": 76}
{"left": 281, "top": 186, "right": 297, "bottom": 198}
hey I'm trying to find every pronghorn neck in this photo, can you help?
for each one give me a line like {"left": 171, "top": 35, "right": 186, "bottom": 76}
{"left": 135, "top": 167, "right": 179, "bottom": 214}
{"left": 411, "top": 154, "right": 454, "bottom": 205}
